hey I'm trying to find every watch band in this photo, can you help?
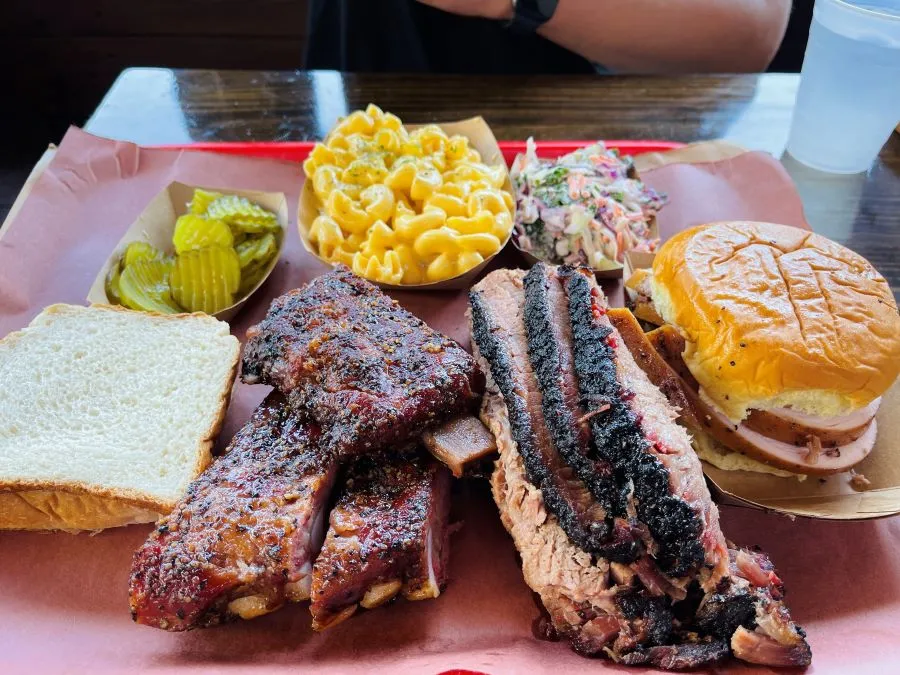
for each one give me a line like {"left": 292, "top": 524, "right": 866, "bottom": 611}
{"left": 506, "top": 0, "right": 559, "bottom": 36}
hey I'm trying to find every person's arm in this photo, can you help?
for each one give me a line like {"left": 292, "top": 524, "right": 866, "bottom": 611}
{"left": 416, "top": 0, "right": 792, "bottom": 73}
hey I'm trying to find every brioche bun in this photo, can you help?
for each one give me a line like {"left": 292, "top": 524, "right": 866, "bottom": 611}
{"left": 650, "top": 221, "right": 900, "bottom": 421}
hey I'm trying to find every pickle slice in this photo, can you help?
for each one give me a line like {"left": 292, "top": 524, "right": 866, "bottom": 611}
{"left": 235, "top": 233, "right": 278, "bottom": 270}
{"left": 206, "top": 195, "right": 279, "bottom": 233}
{"left": 118, "top": 259, "right": 180, "bottom": 314}
{"left": 188, "top": 188, "right": 224, "bottom": 215}
{"left": 170, "top": 246, "right": 241, "bottom": 314}
{"left": 105, "top": 261, "right": 122, "bottom": 305}
{"left": 172, "top": 214, "right": 234, "bottom": 254}
{"left": 237, "top": 261, "right": 269, "bottom": 297}
{"left": 123, "top": 241, "right": 163, "bottom": 267}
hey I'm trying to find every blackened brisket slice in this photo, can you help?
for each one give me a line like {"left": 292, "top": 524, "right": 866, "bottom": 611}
{"left": 309, "top": 452, "right": 451, "bottom": 631}
{"left": 469, "top": 267, "right": 810, "bottom": 669}
{"left": 522, "top": 264, "right": 624, "bottom": 528}
{"left": 470, "top": 270, "right": 639, "bottom": 558}
{"left": 129, "top": 393, "right": 338, "bottom": 631}
{"left": 241, "top": 265, "right": 484, "bottom": 457}
{"left": 480, "top": 390, "right": 728, "bottom": 670}
{"left": 562, "top": 266, "right": 727, "bottom": 583}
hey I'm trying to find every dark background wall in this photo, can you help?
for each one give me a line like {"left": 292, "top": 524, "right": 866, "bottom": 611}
{"left": 1, "top": 0, "right": 311, "bottom": 158}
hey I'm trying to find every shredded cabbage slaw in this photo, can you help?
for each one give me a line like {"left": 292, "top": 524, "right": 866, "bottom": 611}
{"left": 510, "top": 139, "right": 665, "bottom": 269}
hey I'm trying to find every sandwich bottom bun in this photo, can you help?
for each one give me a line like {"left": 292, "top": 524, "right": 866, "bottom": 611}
{"left": 651, "top": 221, "right": 900, "bottom": 422}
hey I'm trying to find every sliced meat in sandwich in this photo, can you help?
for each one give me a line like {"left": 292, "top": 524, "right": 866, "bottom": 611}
{"left": 635, "top": 221, "right": 900, "bottom": 477}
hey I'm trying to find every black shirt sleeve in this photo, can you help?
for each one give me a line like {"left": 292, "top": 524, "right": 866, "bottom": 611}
{"left": 306, "top": 0, "right": 594, "bottom": 74}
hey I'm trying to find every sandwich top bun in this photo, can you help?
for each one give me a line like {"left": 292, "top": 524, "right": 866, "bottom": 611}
{"left": 650, "top": 221, "right": 900, "bottom": 422}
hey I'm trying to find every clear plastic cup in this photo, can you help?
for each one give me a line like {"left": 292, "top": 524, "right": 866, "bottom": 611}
{"left": 786, "top": 0, "right": 900, "bottom": 174}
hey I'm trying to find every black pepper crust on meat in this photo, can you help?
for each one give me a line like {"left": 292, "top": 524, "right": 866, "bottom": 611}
{"left": 470, "top": 290, "right": 635, "bottom": 559}
{"left": 129, "top": 393, "right": 339, "bottom": 631}
{"left": 310, "top": 451, "right": 451, "bottom": 631}
{"left": 241, "top": 265, "right": 484, "bottom": 456}
{"left": 563, "top": 267, "right": 705, "bottom": 578}
{"left": 470, "top": 266, "right": 811, "bottom": 670}
{"left": 523, "top": 264, "right": 639, "bottom": 561}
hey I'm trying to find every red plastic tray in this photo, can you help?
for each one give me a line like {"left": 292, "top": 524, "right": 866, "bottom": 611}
{"left": 157, "top": 140, "right": 684, "bottom": 165}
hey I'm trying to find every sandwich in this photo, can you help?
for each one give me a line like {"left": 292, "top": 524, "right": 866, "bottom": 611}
{"left": 627, "top": 220, "right": 900, "bottom": 477}
{"left": 0, "top": 304, "right": 239, "bottom": 531}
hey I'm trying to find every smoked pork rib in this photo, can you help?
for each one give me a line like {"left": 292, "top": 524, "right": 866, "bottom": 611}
{"left": 242, "top": 266, "right": 484, "bottom": 457}
{"left": 469, "top": 265, "right": 811, "bottom": 669}
{"left": 309, "top": 452, "right": 451, "bottom": 631}
{"left": 129, "top": 393, "right": 339, "bottom": 631}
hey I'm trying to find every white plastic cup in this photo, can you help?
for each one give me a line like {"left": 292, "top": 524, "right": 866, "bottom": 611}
{"left": 786, "top": 0, "right": 900, "bottom": 174}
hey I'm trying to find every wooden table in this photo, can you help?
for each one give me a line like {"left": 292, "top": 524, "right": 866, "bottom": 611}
{"left": 84, "top": 68, "right": 900, "bottom": 293}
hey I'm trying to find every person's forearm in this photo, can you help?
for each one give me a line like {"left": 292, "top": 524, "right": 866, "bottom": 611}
{"left": 537, "top": 0, "right": 791, "bottom": 73}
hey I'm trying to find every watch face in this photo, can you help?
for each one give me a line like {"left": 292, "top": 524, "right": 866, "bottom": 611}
{"left": 536, "top": 0, "right": 558, "bottom": 17}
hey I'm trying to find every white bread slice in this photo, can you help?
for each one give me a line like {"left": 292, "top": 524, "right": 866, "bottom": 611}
{"left": 0, "top": 304, "right": 240, "bottom": 531}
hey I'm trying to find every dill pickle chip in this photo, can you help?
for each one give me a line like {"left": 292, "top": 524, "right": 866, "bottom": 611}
{"left": 173, "top": 214, "right": 234, "bottom": 254}
{"left": 170, "top": 246, "right": 241, "bottom": 314}
{"left": 206, "top": 195, "right": 279, "bottom": 233}
{"left": 236, "top": 233, "right": 278, "bottom": 269}
{"left": 123, "top": 241, "right": 163, "bottom": 267}
{"left": 237, "top": 261, "right": 269, "bottom": 297}
{"left": 188, "top": 188, "right": 224, "bottom": 215}
{"left": 118, "top": 259, "right": 180, "bottom": 314}
{"left": 105, "top": 262, "right": 122, "bottom": 304}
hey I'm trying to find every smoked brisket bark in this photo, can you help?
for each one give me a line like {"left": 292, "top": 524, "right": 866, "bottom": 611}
{"left": 470, "top": 267, "right": 811, "bottom": 669}
{"left": 129, "top": 393, "right": 339, "bottom": 631}
{"left": 242, "top": 266, "right": 484, "bottom": 457}
{"left": 522, "top": 263, "right": 639, "bottom": 555}
{"left": 309, "top": 452, "right": 451, "bottom": 631}
{"left": 562, "top": 266, "right": 709, "bottom": 579}
{"left": 469, "top": 271, "right": 639, "bottom": 558}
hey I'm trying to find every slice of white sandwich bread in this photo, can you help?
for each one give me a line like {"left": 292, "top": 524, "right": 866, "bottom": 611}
{"left": 0, "top": 304, "right": 240, "bottom": 531}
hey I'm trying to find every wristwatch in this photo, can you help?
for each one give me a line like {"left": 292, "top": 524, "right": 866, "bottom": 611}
{"left": 506, "top": 0, "right": 560, "bottom": 35}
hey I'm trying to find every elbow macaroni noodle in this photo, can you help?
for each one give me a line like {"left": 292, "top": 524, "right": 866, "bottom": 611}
{"left": 304, "top": 104, "right": 514, "bottom": 284}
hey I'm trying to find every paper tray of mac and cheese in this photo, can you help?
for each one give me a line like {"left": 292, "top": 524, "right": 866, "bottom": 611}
{"left": 3, "top": 127, "right": 900, "bottom": 674}
{"left": 297, "top": 115, "right": 514, "bottom": 290}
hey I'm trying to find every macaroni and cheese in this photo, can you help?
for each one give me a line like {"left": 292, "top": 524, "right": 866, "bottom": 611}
{"left": 303, "top": 104, "right": 514, "bottom": 285}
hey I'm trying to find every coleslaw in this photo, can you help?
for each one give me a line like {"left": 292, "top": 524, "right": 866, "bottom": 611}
{"left": 510, "top": 139, "right": 666, "bottom": 269}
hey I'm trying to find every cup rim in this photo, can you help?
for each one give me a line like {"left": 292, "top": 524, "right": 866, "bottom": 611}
{"left": 825, "top": 0, "right": 900, "bottom": 22}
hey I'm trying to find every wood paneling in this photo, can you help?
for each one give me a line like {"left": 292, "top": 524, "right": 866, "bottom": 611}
{"left": 0, "top": 1, "right": 310, "bottom": 157}
{"left": 1, "top": 0, "right": 308, "bottom": 37}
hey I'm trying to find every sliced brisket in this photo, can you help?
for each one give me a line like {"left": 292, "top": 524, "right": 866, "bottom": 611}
{"left": 309, "top": 452, "right": 451, "bottom": 631}
{"left": 469, "top": 265, "right": 811, "bottom": 669}
{"left": 129, "top": 393, "right": 338, "bottom": 631}
{"left": 522, "top": 264, "right": 625, "bottom": 530}
{"left": 562, "top": 267, "right": 710, "bottom": 579}
{"left": 470, "top": 270, "right": 638, "bottom": 559}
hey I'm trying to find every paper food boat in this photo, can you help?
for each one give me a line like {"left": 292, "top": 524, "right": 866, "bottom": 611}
{"left": 298, "top": 116, "right": 513, "bottom": 291}
{"left": 87, "top": 181, "right": 288, "bottom": 322}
